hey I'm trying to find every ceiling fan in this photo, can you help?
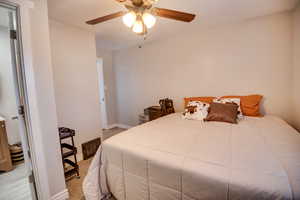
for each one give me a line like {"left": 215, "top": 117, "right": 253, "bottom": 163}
{"left": 86, "top": 0, "right": 196, "bottom": 35}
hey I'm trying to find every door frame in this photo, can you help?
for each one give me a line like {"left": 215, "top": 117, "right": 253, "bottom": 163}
{"left": 0, "top": 0, "right": 54, "bottom": 199}
{"left": 0, "top": 1, "right": 39, "bottom": 199}
{"left": 96, "top": 58, "right": 108, "bottom": 129}
{"left": 7, "top": 4, "right": 39, "bottom": 199}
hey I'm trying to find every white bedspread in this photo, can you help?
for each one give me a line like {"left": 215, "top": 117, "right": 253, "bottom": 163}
{"left": 83, "top": 113, "right": 300, "bottom": 200}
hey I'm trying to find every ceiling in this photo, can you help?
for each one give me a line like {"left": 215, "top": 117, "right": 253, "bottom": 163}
{"left": 48, "top": 0, "right": 299, "bottom": 50}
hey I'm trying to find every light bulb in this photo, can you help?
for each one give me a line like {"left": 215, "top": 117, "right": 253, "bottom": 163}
{"left": 142, "top": 13, "right": 156, "bottom": 29}
{"left": 122, "top": 12, "right": 136, "bottom": 27}
{"left": 132, "top": 20, "right": 144, "bottom": 34}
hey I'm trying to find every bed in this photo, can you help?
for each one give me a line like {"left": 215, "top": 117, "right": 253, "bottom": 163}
{"left": 83, "top": 113, "right": 300, "bottom": 200}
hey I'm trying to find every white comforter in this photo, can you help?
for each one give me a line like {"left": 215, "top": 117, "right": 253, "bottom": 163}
{"left": 83, "top": 113, "right": 300, "bottom": 200}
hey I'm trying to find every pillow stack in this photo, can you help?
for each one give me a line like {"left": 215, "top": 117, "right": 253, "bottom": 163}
{"left": 183, "top": 95, "right": 263, "bottom": 124}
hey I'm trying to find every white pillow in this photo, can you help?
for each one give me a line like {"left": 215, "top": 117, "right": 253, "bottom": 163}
{"left": 213, "top": 97, "right": 243, "bottom": 119}
{"left": 182, "top": 101, "right": 210, "bottom": 121}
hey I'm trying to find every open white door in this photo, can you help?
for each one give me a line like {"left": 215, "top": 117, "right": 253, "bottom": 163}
{"left": 0, "top": 2, "right": 37, "bottom": 200}
{"left": 96, "top": 58, "right": 108, "bottom": 129}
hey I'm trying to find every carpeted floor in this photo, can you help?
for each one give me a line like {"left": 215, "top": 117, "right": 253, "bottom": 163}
{"left": 66, "top": 158, "right": 92, "bottom": 200}
{"left": 67, "top": 127, "right": 126, "bottom": 200}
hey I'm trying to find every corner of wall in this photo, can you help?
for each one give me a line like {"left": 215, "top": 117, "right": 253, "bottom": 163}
{"left": 291, "top": 3, "right": 300, "bottom": 132}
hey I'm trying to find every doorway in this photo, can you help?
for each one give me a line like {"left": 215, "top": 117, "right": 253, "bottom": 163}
{"left": 96, "top": 58, "right": 108, "bottom": 129}
{"left": 0, "top": 3, "right": 37, "bottom": 200}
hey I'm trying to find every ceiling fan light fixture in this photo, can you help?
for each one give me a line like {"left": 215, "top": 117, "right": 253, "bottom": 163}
{"left": 132, "top": 19, "right": 144, "bottom": 34}
{"left": 142, "top": 12, "right": 156, "bottom": 29}
{"left": 122, "top": 11, "right": 136, "bottom": 27}
{"left": 86, "top": 0, "right": 196, "bottom": 36}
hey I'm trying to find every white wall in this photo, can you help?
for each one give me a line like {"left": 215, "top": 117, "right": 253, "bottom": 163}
{"left": 293, "top": 4, "right": 300, "bottom": 131}
{"left": 113, "top": 12, "right": 294, "bottom": 126}
{"left": 96, "top": 47, "right": 117, "bottom": 126}
{"left": 0, "top": 26, "right": 20, "bottom": 145}
{"left": 27, "top": 0, "right": 67, "bottom": 198}
{"left": 49, "top": 20, "right": 102, "bottom": 160}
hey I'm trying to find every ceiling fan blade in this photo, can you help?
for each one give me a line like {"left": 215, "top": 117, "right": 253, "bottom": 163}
{"left": 125, "top": 4, "right": 134, "bottom": 10}
{"left": 154, "top": 8, "right": 196, "bottom": 22}
{"left": 86, "top": 11, "right": 126, "bottom": 25}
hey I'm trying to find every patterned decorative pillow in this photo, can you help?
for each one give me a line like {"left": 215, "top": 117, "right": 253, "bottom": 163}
{"left": 213, "top": 98, "right": 243, "bottom": 119}
{"left": 182, "top": 101, "right": 210, "bottom": 121}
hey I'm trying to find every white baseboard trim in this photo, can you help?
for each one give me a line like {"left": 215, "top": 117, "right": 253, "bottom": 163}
{"left": 116, "top": 124, "right": 133, "bottom": 129}
{"left": 77, "top": 152, "right": 83, "bottom": 162}
{"left": 50, "top": 189, "right": 69, "bottom": 200}
{"left": 106, "top": 124, "right": 133, "bottom": 130}
{"left": 106, "top": 124, "right": 118, "bottom": 129}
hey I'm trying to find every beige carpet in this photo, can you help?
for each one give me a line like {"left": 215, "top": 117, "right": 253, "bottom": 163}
{"left": 67, "top": 127, "right": 126, "bottom": 200}
{"left": 66, "top": 158, "right": 91, "bottom": 200}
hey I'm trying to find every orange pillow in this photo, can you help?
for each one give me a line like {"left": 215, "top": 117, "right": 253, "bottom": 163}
{"left": 221, "top": 95, "right": 263, "bottom": 117}
{"left": 184, "top": 97, "right": 215, "bottom": 108}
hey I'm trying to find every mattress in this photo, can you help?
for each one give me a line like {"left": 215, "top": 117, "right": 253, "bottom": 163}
{"left": 83, "top": 113, "right": 300, "bottom": 200}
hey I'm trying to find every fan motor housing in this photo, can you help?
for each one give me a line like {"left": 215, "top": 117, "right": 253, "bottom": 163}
{"left": 132, "top": 0, "right": 144, "bottom": 7}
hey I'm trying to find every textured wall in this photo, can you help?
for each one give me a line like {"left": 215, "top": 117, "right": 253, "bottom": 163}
{"left": 49, "top": 20, "right": 102, "bottom": 160}
{"left": 113, "top": 13, "right": 294, "bottom": 127}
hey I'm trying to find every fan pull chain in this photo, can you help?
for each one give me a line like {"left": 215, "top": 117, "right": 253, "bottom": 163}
{"left": 138, "top": 33, "right": 147, "bottom": 48}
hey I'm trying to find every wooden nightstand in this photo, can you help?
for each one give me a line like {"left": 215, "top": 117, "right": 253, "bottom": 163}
{"left": 145, "top": 106, "right": 163, "bottom": 121}
{"left": 140, "top": 98, "right": 175, "bottom": 124}
{"left": 139, "top": 114, "right": 150, "bottom": 124}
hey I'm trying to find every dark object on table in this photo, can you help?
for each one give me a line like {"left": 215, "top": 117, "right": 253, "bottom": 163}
{"left": 159, "top": 98, "right": 175, "bottom": 115}
{"left": 59, "top": 127, "right": 80, "bottom": 180}
{"left": 82, "top": 138, "right": 101, "bottom": 160}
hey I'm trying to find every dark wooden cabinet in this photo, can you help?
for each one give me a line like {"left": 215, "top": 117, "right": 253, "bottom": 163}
{"left": 0, "top": 119, "right": 13, "bottom": 172}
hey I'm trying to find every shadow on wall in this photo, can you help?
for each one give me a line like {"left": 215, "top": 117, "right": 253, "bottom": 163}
{"left": 260, "top": 98, "right": 266, "bottom": 116}
{"left": 0, "top": 76, "right": 2, "bottom": 100}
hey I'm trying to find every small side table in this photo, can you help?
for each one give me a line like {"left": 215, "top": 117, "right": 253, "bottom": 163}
{"left": 144, "top": 106, "right": 163, "bottom": 121}
{"left": 59, "top": 127, "right": 80, "bottom": 180}
{"left": 139, "top": 114, "right": 150, "bottom": 124}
